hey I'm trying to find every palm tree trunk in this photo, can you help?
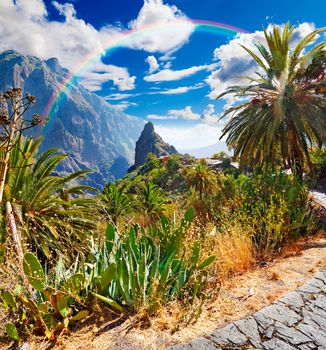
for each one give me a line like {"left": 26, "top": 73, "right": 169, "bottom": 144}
{"left": 287, "top": 120, "right": 303, "bottom": 179}
{"left": 6, "top": 201, "right": 24, "bottom": 264}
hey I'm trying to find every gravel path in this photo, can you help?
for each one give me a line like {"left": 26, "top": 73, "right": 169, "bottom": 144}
{"left": 166, "top": 192, "right": 326, "bottom": 350}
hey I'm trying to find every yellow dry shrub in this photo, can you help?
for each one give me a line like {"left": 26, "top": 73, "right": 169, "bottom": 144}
{"left": 213, "top": 224, "right": 255, "bottom": 280}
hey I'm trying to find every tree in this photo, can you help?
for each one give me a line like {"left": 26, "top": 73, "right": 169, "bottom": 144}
{"left": 218, "top": 23, "right": 326, "bottom": 175}
{"left": 184, "top": 159, "right": 218, "bottom": 200}
{"left": 101, "top": 183, "right": 132, "bottom": 225}
{"left": 3, "top": 137, "right": 96, "bottom": 261}
{"left": 135, "top": 182, "right": 169, "bottom": 223}
{"left": 0, "top": 88, "right": 44, "bottom": 261}
{"left": 0, "top": 88, "right": 44, "bottom": 202}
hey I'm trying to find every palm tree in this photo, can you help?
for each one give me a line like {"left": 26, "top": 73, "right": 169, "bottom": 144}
{"left": 135, "top": 182, "right": 169, "bottom": 222}
{"left": 3, "top": 137, "right": 97, "bottom": 261}
{"left": 101, "top": 183, "right": 132, "bottom": 225}
{"left": 218, "top": 23, "right": 326, "bottom": 175}
{"left": 184, "top": 159, "right": 217, "bottom": 199}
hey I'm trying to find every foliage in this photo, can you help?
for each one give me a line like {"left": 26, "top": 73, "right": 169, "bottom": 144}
{"left": 101, "top": 183, "right": 132, "bottom": 224}
{"left": 135, "top": 182, "right": 170, "bottom": 224}
{"left": 90, "top": 208, "right": 215, "bottom": 314}
{"left": 2, "top": 137, "right": 97, "bottom": 261}
{"left": 227, "top": 169, "right": 313, "bottom": 258}
{"left": 218, "top": 23, "right": 326, "bottom": 175}
{"left": 184, "top": 159, "right": 218, "bottom": 200}
{"left": 0, "top": 211, "right": 215, "bottom": 340}
{"left": 0, "top": 88, "right": 45, "bottom": 202}
{"left": 0, "top": 253, "right": 91, "bottom": 340}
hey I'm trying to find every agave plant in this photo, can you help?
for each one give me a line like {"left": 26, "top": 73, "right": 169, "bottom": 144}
{"left": 3, "top": 136, "right": 97, "bottom": 261}
{"left": 89, "top": 209, "right": 215, "bottom": 314}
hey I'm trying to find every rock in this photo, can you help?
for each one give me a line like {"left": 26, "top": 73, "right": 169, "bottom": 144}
{"left": 0, "top": 50, "right": 144, "bottom": 187}
{"left": 276, "top": 292, "right": 305, "bottom": 312}
{"left": 273, "top": 321, "right": 311, "bottom": 345}
{"left": 210, "top": 324, "right": 248, "bottom": 346}
{"left": 234, "top": 317, "right": 261, "bottom": 348}
{"left": 253, "top": 311, "right": 275, "bottom": 331}
{"left": 262, "top": 338, "right": 297, "bottom": 350}
{"left": 131, "top": 122, "right": 178, "bottom": 169}
{"left": 259, "top": 304, "right": 302, "bottom": 326}
{"left": 314, "top": 271, "right": 326, "bottom": 284}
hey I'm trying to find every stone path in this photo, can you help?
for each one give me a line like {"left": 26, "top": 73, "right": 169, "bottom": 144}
{"left": 167, "top": 266, "right": 326, "bottom": 349}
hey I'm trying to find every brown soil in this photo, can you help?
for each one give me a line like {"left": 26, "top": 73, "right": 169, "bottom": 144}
{"left": 2, "top": 231, "right": 326, "bottom": 350}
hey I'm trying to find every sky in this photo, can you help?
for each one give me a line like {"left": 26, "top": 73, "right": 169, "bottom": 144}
{"left": 0, "top": 0, "right": 325, "bottom": 151}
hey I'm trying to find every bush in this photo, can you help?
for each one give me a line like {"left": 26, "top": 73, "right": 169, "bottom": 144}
{"left": 234, "top": 169, "right": 313, "bottom": 258}
{"left": 0, "top": 209, "right": 215, "bottom": 339}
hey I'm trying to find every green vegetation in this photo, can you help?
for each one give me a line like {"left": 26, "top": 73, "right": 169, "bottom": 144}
{"left": 218, "top": 23, "right": 326, "bottom": 176}
{"left": 0, "top": 23, "right": 325, "bottom": 345}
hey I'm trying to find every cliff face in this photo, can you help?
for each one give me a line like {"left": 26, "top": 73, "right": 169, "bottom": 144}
{"left": 0, "top": 50, "right": 145, "bottom": 187}
{"left": 132, "top": 122, "right": 178, "bottom": 169}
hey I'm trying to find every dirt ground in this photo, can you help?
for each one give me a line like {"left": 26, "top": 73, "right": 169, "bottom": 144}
{"left": 2, "top": 231, "right": 326, "bottom": 350}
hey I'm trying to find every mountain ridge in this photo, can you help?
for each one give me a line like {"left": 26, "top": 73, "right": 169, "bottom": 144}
{"left": 0, "top": 50, "right": 145, "bottom": 187}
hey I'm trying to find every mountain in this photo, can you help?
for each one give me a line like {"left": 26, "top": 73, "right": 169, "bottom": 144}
{"left": 130, "top": 122, "right": 178, "bottom": 170}
{"left": 180, "top": 142, "right": 230, "bottom": 158}
{"left": 0, "top": 50, "right": 144, "bottom": 187}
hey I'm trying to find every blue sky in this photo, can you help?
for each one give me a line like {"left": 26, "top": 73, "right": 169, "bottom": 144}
{"left": 0, "top": 0, "right": 325, "bottom": 150}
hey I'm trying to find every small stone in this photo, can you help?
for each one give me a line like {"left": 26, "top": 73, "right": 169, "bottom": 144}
{"left": 277, "top": 292, "right": 304, "bottom": 312}
{"left": 273, "top": 321, "right": 311, "bottom": 345}
{"left": 314, "top": 271, "right": 326, "bottom": 284}
{"left": 259, "top": 304, "right": 302, "bottom": 326}
{"left": 297, "top": 283, "right": 321, "bottom": 294}
{"left": 253, "top": 311, "right": 274, "bottom": 331}
{"left": 234, "top": 317, "right": 261, "bottom": 348}
{"left": 264, "top": 325, "right": 275, "bottom": 339}
{"left": 189, "top": 337, "right": 219, "bottom": 349}
{"left": 262, "top": 338, "right": 297, "bottom": 350}
{"left": 308, "top": 278, "right": 326, "bottom": 293}
{"left": 211, "top": 324, "right": 248, "bottom": 346}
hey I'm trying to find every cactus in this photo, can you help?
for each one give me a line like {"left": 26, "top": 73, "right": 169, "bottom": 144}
{"left": 23, "top": 252, "right": 45, "bottom": 291}
{"left": 64, "top": 273, "right": 84, "bottom": 294}
{"left": 6, "top": 322, "right": 19, "bottom": 341}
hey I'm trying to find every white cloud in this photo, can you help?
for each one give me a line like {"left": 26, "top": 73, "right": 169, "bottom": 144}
{"left": 52, "top": 1, "right": 76, "bottom": 21}
{"left": 147, "top": 114, "right": 177, "bottom": 120}
{"left": 145, "top": 55, "right": 159, "bottom": 73}
{"left": 207, "top": 22, "right": 316, "bottom": 104}
{"left": 105, "top": 93, "right": 140, "bottom": 101}
{"left": 201, "top": 104, "right": 221, "bottom": 124}
{"left": 0, "top": 0, "right": 194, "bottom": 92}
{"left": 168, "top": 106, "right": 200, "bottom": 120}
{"left": 148, "top": 103, "right": 221, "bottom": 122}
{"left": 112, "top": 101, "right": 137, "bottom": 111}
{"left": 163, "top": 61, "right": 172, "bottom": 69}
{"left": 150, "top": 83, "right": 204, "bottom": 95}
{"left": 127, "top": 0, "right": 194, "bottom": 54}
{"left": 155, "top": 123, "right": 223, "bottom": 149}
{"left": 144, "top": 63, "right": 217, "bottom": 82}
{"left": 148, "top": 106, "right": 200, "bottom": 121}
{"left": 78, "top": 61, "right": 136, "bottom": 91}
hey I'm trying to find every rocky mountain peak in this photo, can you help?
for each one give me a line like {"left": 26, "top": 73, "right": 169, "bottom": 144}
{"left": 132, "top": 122, "right": 178, "bottom": 169}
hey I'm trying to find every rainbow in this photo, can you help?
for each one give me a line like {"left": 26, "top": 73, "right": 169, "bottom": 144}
{"left": 43, "top": 19, "right": 248, "bottom": 131}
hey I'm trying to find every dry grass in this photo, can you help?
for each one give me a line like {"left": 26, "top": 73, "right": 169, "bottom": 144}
{"left": 212, "top": 224, "right": 255, "bottom": 280}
